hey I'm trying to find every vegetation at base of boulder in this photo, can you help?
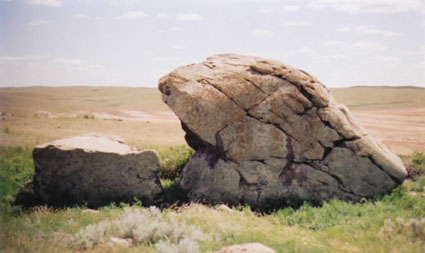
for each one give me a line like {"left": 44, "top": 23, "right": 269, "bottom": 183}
{"left": 0, "top": 147, "right": 34, "bottom": 203}
{"left": 161, "top": 179, "right": 189, "bottom": 207}
{"left": 403, "top": 151, "right": 425, "bottom": 179}
{"left": 157, "top": 145, "right": 194, "bottom": 180}
{"left": 412, "top": 152, "right": 425, "bottom": 175}
{"left": 1, "top": 147, "right": 425, "bottom": 252}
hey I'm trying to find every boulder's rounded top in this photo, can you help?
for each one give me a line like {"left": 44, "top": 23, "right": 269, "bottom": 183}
{"left": 36, "top": 134, "right": 138, "bottom": 154}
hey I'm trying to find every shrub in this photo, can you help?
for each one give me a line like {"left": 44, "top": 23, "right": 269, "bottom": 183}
{"left": 379, "top": 217, "right": 425, "bottom": 241}
{"left": 71, "top": 207, "right": 207, "bottom": 250}
{"left": 72, "top": 221, "right": 109, "bottom": 249}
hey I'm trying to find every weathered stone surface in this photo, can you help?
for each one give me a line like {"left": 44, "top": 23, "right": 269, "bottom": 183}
{"left": 33, "top": 134, "right": 163, "bottom": 205}
{"left": 216, "top": 243, "right": 276, "bottom": 253}
{"left": 159, "top": 54, "right": 407, "bottom": 205}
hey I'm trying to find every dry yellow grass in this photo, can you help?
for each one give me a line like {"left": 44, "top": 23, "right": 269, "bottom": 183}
{"left": 1, "top": 86, "right": 424, "bottom": 153}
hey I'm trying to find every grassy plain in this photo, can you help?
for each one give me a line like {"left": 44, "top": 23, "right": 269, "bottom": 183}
{"left": 1, "top": 86, "right": 425, "bottom": 252}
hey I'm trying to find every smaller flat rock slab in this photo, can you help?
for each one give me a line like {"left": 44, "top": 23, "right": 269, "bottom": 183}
{"left": 33, "top": 134, "right": 163, "bottom": 205}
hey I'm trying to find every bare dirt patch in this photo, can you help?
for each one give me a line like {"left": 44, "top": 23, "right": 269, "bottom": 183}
{"left": 55, "top": 109, "right": 179, "bottom": 123}
{"left": 353, "top": 106, "right": 425, "bottom": 155}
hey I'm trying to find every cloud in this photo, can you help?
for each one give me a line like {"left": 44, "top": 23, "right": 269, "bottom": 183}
{"left": 337, "top": 26, "right": 351, "bottom": 32}
{"left": 156, "top": 12, "right": 169, "bottom": 20}
{"left": 110, "top": 0, "right": 142, "bottom": 6}
{"left": 0, "top": 55, "right": 47, "bottom": 61}
{"left": 0, "top": 56, "right": 24, "bottom": 61}
{"left": 176, "top": 13, "right": 203, "bottom": 21}
{"left": 157, "top": 26, "right": 183, "bottom": 34}
{"left": 28, "top": 19, "right": 49, "bottom": 26}
{"left": 308, "top": 0, "right": 425, "bottom": 14}
{"left": 337, "top": 25, "right": 401, "bottom": 37}
{"left": 72, "top": 13, "right": 100, "bottom": 20}
{"left": 282, "top": 5, "right": 299, "bottom": 12}
{"left": 28, "top": 0, "right": 62, "bottom": 7}
{"left": 326, "top": 40, "right": 387, "bottom": 51}
{"left": 281, "top": 21, "right": 312, "bottom": 27}
{"left": 250, "top": 28, "right": 273, "bottom": 36}
{"left": 169, "top": 26, "right": 182, "bottom": 32}
{"left": 116, "top": 10, "right": 147, "bottom": 20}
{"left": 0, "top": 56, "right": 116, "bottom": 86}
{"left": 290, "top": 47, "right": 317, "bottom": 55}
{"left": 322, "top": 54, "right": 351, "bottom": 60}
{"left": 51, "top": 58, "right": 104, "bottom": 71}
{"left": 172, "top": 45, "right": 185, "bottom": 50}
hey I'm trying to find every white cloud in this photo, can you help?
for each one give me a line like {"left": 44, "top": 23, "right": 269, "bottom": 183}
{"left": 28, "top": 19, "right": 49, "bottom": 26}
{"left": 337, "top": 25, "right": 401, "bottom": 37}
{"left": 326, "top": 40, "right": 387, "bottom": 51}
{"left": 290, "top": 47, "right": 317, "bottom": 55}
{"left": 309, "top": 0, "right": 425, "bottom": 14}
{"left": 72, "top": 13, "right": 90, "bottom": 20}
{"left": 0, "top": 56, "right": 117, "bottom": 86}
{"left": 156, "top": 12, "right": 169, "bottom": 20}
{"left": 51, "top": 58, "right": 104, "bottom": 71}
{"left": 258, "top": 7, "right": 273, "bottom": 14}
{"left": 169, "top": 26, "right": 182, "bottom": 32}
{"left": 110, "top": 0, "right": 142, "bottom": 6}
{"left": 282, "top": 5, "right": 299, "bottom": 12}
{"left": 250, "top": 28, "right": 273, "bottom": 36}
{"left": 172, "top": 45, "right": 185, "bottom": 50}
{"left": 0, "top": 56, "right": 24, "bottom": 61}
{"left": 281, "top": 21, "right": 312, "bottom": 27}
{"left": 323, "top": 54, "right": 351, "bottom": 60}
{"left": 28, "top": 0, "right": 62, "bottom": 7}
{"left": 0, "top": 55, "right": 47, "bottom": 61}
{"left": 337, "top": 26, "right": 351, "bottom": 32}
{"left": 176, "top": 13, "right": 203, "bottom": 21}
{"left": 157, "top": 26, "right": 183, "bottom": 33}
{"left": 116, "top": 10, "right": 147, "bottom": 20}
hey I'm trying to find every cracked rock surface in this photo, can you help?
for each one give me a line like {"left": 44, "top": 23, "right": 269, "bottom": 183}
{"left": 159, "top": 54, "right": 407, "bottom": 205}
{"left": 33, "top": 134, "right": 163, "bottom": 205}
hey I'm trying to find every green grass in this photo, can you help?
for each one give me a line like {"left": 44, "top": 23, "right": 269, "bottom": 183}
{"left": 0, "top": 147, "right": 34, "bottom": 203}
{"left": 1, "top": 148, "right": 425, "bottom": 252}
{"left": 157, "top": 145, "right": 194, "bottom": 180}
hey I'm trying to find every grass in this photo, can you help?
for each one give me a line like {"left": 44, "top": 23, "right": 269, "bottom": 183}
{"left": 1, "top": 147, "right": 425, "bottom": 252}
{"left": 1, "top": 86, "right": 424, "bottom": 251}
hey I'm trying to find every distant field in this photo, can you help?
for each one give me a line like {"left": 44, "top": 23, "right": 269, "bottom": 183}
{"left": 0, "top": 86, "right": 424, "bottom": 154}
{"left": 330, "top": 86, "right": 425, "bottom": 111}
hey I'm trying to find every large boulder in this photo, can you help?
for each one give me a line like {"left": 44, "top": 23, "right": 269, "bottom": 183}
{"left": 159, "top": 54, "right": 407, "bottom": 205}
{"left": 33, "top": 134, "right": 163, "bottom": 205}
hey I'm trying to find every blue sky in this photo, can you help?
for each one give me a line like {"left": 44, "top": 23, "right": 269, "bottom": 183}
{"left": 0, "top": 0, "right": 424, "bottom": 87}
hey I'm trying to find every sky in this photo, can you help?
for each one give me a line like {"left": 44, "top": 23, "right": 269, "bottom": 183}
{"left": 0, "top": 0, "right": 424, "bottom": 88}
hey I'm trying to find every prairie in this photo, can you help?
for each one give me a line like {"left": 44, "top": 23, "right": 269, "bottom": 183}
{"left": 1, "top": 86, "right": 424, "bottom": 153}
{"left": 0, "top": 85, "right": 425, "bottom": 252}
